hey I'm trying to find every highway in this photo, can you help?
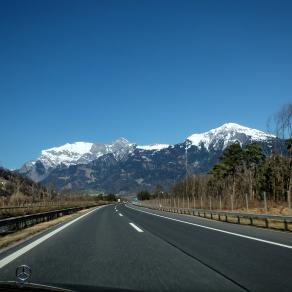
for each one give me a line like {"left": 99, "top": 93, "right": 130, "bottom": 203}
{"left": 0, "top": 203, "right": 292, "bottom": 291}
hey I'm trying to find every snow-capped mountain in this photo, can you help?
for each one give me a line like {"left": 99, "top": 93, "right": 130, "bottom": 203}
{"left": 19, "top": 123, "right": 280, "bottom": 191}
{"left": 39, "top": 142, "right": 94, "bottom": 168}
{"left": 39, "top": 138, "right": 136, "bottom": 168}
{"left": 187, "top": 123, "right": 275, "bottom": 151}
{"left": 20, "top": 139, "right": 171, "bottom": 182}
{"left": 19, "top": 138, "right": 135, "bottom": 181}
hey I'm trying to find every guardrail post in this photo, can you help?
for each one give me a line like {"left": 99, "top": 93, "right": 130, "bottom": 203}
{"left": 284, "top": 220, "right": 288, "bottom": 231}
{"left": 265, "top": 218, "right": 269, "bottom": 228}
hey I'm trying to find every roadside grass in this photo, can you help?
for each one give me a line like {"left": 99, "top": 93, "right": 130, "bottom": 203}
{"left": 0, "top": 207, "right": 94, "bottom": 250}
{"left": 236, "top": 206, "right": 292, "bottom": 216}
{"left": 235, "top": 217, "right": 291, "bottom": 230}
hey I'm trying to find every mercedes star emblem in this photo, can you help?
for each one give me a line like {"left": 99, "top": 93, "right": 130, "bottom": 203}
{"left": 16, "top": 265, "right": 32, "bottom": 283}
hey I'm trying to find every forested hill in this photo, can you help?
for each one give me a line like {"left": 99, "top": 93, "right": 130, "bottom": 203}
{"left": 0, "top": 167, "right": 57, "bottom": 204}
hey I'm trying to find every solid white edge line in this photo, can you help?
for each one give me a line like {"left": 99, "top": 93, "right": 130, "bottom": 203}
{"left": 0, "top": 206, "right": 105, "bottom": 269}
{"left": 119, "top": 213, "right": 123, "bottom": 216}
{"left": 125, "top": 204, "right": 292, "bottom": 250}
{"left": 129, "top": 222, "right": 143, "bottom": 232}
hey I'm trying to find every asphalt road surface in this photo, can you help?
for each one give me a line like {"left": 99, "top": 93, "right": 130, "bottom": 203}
{"left": 0, "top": 203, "right": 292, "bottom": 291}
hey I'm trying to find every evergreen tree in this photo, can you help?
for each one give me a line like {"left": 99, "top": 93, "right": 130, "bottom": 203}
{"left": 257, "top": 154, "right": 290, "bottom": 201}
{"left": 137, "top": 191, "right": 151, "bottom": 201}
{"left": 218, "top": 143, "right": 244, "bottom": 199}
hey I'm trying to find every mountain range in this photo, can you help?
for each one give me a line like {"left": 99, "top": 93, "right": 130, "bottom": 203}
{"left": 19, "top": 123, "right": 279, "bottom": 194}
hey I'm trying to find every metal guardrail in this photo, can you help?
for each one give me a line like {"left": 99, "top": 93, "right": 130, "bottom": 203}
{"left": 0, "top": 204, "right": 58, "bottom": 209}
{"left": 139, "top": 205, "right": 292, "bottom": 231}
{"left": 0, "top": 204, "right": 91, "bottom": 211}
{"left": 0, "top": 205, "right": 60, "bottom": 210}
{"left": 0, "top": 205, "right": 97, "bottom": 235}
{"left": 0, "top": 203, "right": 98, "bottom": 219}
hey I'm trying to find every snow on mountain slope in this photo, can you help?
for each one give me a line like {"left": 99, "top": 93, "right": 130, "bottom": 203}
{"left": 137, "top": 144, "right": 169, "bottom": 151}
{"left": 35, "top": 138, "right": 134, "bottom": 169}
{"left": 40, "top": 142, "right": 94, "bottom": 167}
{"left": 187, "top": 123, "right": 275, "bottom": 150}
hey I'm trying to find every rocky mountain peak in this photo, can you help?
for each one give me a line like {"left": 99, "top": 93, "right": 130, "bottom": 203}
{"left": 187, "top": 123, "right": 275, "bottom": 151}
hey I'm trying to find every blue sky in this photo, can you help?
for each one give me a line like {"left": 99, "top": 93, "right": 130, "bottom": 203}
{"left": 0, "top": 0, "right": 291, "bottom": 169}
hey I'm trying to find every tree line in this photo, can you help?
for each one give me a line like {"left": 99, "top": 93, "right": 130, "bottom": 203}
{"left": 172, "top": 140, "right": 291, "bottom": 206}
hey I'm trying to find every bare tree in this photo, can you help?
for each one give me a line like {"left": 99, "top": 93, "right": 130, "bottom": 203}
{"left": 274, "top": 103, "right": 292, "bottom": 139}
{"left": 273, "top": 103, "right": 292, "bottom": 208}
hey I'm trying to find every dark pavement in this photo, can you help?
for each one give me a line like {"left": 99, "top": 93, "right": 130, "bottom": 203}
{"left": 0, "top": 203, "right": 291, "bottom": 291}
